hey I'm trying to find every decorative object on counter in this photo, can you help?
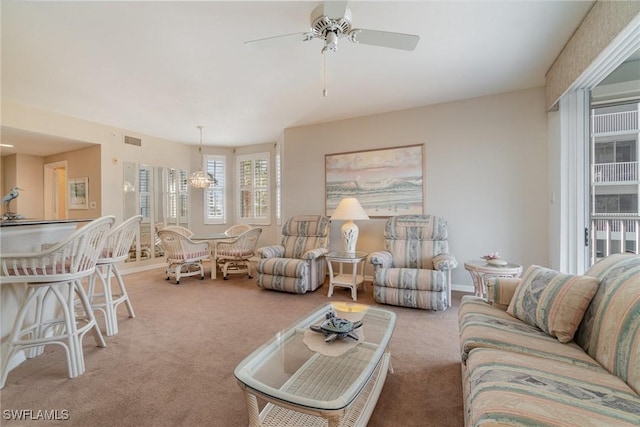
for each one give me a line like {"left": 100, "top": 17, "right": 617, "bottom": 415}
{"left": 2, "top": 187, "right": 25, "bottom": 220}
{"left": 482, "top": 252, "right": 508, "bottom": 266}
{"left": 309, "top": 311, "right": 362, "bottom": 342}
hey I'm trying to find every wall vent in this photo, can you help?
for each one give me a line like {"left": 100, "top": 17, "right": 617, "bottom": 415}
{"left": 124, "top": 135, "right": 142, "bottom": 147}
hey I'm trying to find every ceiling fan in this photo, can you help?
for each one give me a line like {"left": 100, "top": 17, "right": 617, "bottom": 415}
{"left": 244, "top": 1, "right": 420, "bottom": 53}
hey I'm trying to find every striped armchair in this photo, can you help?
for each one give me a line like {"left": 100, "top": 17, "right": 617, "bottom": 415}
{"left": 256, "top": 215, "right": 329, "bottom": 294}
{"left": 369, "top": 215, "right": 457, "bottom": 311}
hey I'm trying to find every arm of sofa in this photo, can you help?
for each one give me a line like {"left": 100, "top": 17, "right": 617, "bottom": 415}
{"left": 486, "top": 277, "right": 521, "bottom": 311}
{"left": 369, "top": 251, "right": 393, "bottom": 269}
{"left": 256, "top": 245, "right": 285, "bottom": 258}
{"left": 302, "top": 247, "right": 328, "bottom": 260}
{"left": 433, "top": 253, "right": 458, "bottom": 271}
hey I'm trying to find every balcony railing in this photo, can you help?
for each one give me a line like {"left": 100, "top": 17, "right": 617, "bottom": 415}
{"left": 592, "top": 110, "right": 638, "bottom": 134}
{"left": 591, "top": 214, "right": 640, "bottom": 264}
{"left": 592, "top": 161, "right": 638, "bottom": 183}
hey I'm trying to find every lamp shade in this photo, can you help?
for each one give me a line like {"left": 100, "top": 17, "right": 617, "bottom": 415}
{"left": 330, "top": 197, "right": 369, "bottom": 220}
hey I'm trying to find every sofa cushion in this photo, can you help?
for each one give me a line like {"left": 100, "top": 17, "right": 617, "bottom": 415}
{"left": 459, "top": 296, "right": 603, "bottom": 370}
{"left": 579, "top": 253, "right": 640, "bottom": 395}
{"left": 374, "top": 268, "right": 445, "bottom": 291}
{"left": 257, "top": 258, "right": 308, "bottom": 279}
{"left": 374, "top": 286, "right": 447, "bottom": 311}
{"left": 507, "top": 265, "right": 600, "bottom": 343}
{"left": 465, "top": 348, "right": 640, "bottom": 427}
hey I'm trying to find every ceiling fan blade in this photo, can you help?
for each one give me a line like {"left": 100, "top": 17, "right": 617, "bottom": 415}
{"left": 349, "top": 29, "right": 420, "bottom": 51}
{"left": 244, "top": 32, "right": 313, "bottom": 50}
{"left": 324, "top": 0, "right": 349, "bottom": 19}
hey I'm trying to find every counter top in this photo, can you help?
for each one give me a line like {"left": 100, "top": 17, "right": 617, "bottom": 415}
{"left": 0, "top": 218, "right": 93, "bottom": 227}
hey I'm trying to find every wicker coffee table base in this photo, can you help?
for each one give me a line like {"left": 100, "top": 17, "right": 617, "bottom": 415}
{"left": 240, "top": 352, "right": 391, "bottom": 427}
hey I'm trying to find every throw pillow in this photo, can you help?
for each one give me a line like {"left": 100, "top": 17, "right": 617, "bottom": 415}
{"left": 507, "top": 265, "right": 600, "bottom": 343}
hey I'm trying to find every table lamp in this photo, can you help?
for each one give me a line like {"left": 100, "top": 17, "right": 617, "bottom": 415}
{"left": 330, "top": 197, "right": 369, "bottom": 253}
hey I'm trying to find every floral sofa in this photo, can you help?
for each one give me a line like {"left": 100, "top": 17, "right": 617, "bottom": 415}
{"left": 458, "top": 253, "right": 640, "bottom": 426}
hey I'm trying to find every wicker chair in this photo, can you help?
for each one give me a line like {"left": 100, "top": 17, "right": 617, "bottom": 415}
{"left": 369, "top": 215, "right": 458, "bottom": 311}
{"left": 256, "top": 215, "right": 329, "bottom": 294}
{"left": 157, "top": 230, "right": 210, "bottom": 284}
{"left": 159, "top": 225, "right": 194, "bottom": 238}
{"left": 87, "top": 215, "right": 141, "bottom": 336}
{"left": 0, "top": 216, "right": 115, "bottom": 388}
{"left": 224, "top": 224, "right": 252, "bottom": 237}
{"left": 213, "top": 228, "right": 262, "bottom": 279}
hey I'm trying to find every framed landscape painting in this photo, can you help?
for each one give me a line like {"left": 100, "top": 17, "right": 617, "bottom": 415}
{"left": 325, "top": 144, "right": 424, "bottom": 217}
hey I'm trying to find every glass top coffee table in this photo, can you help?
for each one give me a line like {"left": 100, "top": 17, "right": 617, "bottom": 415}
{"left": 234, "top": 302, "right": 396, "bottom": 427}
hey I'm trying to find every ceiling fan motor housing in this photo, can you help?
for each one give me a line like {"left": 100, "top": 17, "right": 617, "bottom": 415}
{"left": 310, "top": 4, "right": 352, "bottom": 39}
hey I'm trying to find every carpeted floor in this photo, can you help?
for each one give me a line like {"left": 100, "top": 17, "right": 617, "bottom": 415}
{"left": 0, "top": 268, "right": 465, "bottom": 426}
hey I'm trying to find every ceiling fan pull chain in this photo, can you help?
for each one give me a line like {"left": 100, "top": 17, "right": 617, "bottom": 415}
{"left": 323, "top": 53, "right": 328, "bottom": 97}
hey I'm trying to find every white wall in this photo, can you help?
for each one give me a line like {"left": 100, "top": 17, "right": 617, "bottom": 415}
{"left": 282, "top": 87, "right": 549, "bottom": 288}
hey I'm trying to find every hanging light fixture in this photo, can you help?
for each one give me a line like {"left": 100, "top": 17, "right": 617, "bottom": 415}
{"left": 188, "top": 125, "right": 217, "bottom": 189}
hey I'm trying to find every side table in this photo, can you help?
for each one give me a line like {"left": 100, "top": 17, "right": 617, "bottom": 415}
{"left": 464, "top": 259, "right": 523, "bottom": 299}
{"left": 326, "top": 251, "right": 368, "bottom": 301}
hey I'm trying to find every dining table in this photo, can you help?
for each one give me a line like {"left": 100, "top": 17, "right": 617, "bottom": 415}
{"left": 190, "top": 233, "right": 235, "bottom": 279}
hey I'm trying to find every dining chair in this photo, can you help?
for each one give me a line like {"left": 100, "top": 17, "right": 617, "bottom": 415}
{"left": 157, "top": 229, "right": 210, "bottom": 284}
{"left": 159, "top": 225, "right": 194, "bottom": 238}
{"left": 213, "top": 228, "right": 262, "bottom": 279}
{"left": 224, "top": 224, "right": 252, "bottom": 237}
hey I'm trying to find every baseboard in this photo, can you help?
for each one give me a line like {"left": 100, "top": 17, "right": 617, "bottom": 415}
{"left": 451, "top": 284, "right": 474, "bottom": 294}
{"left": 122, "top": 267, "right": 475, "bottom": 295}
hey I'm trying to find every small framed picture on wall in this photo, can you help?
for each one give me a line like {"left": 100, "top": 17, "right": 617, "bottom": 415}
{"left": 68, "top": 177, "right": 89, "bottom": 210}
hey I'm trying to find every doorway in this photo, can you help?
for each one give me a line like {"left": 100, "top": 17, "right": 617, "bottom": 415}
{"left": 588, "top": 55, "right": 640, "bottom": 265}
{"left": 44, "top": 160, "right": 68, "bottom": 220}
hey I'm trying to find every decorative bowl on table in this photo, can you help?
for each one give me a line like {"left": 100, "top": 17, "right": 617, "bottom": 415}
{"left": 482, "top": 252, "right": 507, "bottom": 266}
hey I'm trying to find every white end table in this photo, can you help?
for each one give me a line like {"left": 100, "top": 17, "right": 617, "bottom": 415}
{"left": 326, "top": 251, "right": 368, "bottom": 301}
{"left": 464, "top": 259, "right": 523, "bottom": 299}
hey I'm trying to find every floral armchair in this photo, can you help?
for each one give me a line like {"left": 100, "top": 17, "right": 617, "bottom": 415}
{"left": 369, "top": 215, "right": 457, "bottom": 311}
{"left": 256, "top": 215, "right": 330, "bottom": 294}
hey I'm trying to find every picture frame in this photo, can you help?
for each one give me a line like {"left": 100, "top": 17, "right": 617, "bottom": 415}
{"left": 68, "top": 177, "right": 89, "bottom": 210}
{"left": 325, "top": 144, "right": 424, "bottom": 218}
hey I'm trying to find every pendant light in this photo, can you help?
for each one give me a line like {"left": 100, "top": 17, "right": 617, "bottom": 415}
{"left": 188, "top": 125, "right": 217, "bottom": 189}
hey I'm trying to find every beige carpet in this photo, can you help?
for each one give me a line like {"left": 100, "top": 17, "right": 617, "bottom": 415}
{"left": 0, "top": 268, "right": 465, "bottom": 426}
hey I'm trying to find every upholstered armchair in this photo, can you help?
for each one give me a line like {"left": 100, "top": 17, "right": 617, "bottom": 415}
{"left": 256, "top": 215, "right": 330, "bottom": 294}
{"left": 369, "top": 215, "right": 457, "bottom": 311}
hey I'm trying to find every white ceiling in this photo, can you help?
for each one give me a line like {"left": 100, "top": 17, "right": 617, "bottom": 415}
{"left": 1, "top": 1, "right": 596, "bottom": 152}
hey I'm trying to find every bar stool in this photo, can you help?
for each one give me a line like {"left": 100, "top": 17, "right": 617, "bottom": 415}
{"left": 0, "top": 216, "right": 115, "bottom": 389}
{"left": 87, "top": 215, "right": 141, "bottom": 336}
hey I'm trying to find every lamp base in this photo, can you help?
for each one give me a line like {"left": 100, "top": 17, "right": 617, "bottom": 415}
{"left": 341, "top": 221, "right": 359, "bottom": 253}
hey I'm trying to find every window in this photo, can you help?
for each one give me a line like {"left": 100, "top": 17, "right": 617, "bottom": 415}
{"left": 595, "top": 194, "right": 638, "bottom": 214}
{"left": 594, "top": 140, "right": 636, "bottom": 164}
{"left": 237, "top": 152, "right": 270, "bottom": 225}
{"left": 204, "top": 155, "right": 226, "bottom": 224}
{"left": 139, "top": 166, "right": 151, "bottom": 220}
{"left": 275, "top": 143, "right": 282, "bottom": 225}
{"left": 167, "top": 168, "right": 188, "bottom": 224}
